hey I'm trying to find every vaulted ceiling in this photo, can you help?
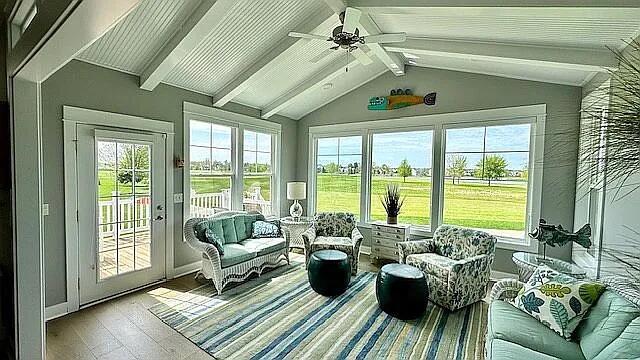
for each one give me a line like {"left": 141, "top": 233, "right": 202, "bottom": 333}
{"left": 76, "top": 0, "right": 640, "bottom": 120}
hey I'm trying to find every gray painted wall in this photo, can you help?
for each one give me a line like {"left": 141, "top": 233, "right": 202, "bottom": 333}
{"left": 297, "top": 66, "right": 582, "bottom": 274}
{"left": 41, "top": 60, "right": 298, "bottom": 306}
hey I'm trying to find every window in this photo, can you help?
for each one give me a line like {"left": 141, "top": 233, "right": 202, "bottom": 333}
{"left": 308, "top": 105, "right": 545, "bottom": 250}
{"left": 189, "top": 121, "right": 233, "bottom": 217}
{"left": 443, "top": 124, "right": 531, "bottom": 239}
{"left": 243, "top": 130, "right": 274, "bottom": 216}
{"left": 370, "top": 130, "right": 433, "bottom": 226}
{"left": 315, "top": 136, "right": 362, "bottom": 215}
{"left": 184, "top": 103, "right": 281, "bottom": 219}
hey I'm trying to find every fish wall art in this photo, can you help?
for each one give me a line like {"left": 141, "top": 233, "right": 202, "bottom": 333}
{"left": 368, "top": 89, "right": 436, "bottom": 111}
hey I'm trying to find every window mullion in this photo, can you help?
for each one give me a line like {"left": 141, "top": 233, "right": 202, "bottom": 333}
{"left": 360, "top": 131, "right": 371, "bottom": 223}
{"left": 432, "top": 124, "right": 444, "bottom": 231}
{"left": 233, "top": 127, "right": 243, "bottom": 211}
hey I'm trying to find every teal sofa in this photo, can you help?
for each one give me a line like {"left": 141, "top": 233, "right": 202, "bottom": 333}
{"left": 486, "top": 277, "right": 640, "bottom": 359}
{"left": 184, "top": 211, "right": 289, "bottom": 295}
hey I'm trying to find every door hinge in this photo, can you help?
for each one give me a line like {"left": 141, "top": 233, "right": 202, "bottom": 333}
{"left": 77, "top": 277, "right": 80, "bottom": 289}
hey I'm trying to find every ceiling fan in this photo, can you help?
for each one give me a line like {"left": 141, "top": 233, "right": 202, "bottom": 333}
{"left": 288, "top": 7, "right": 406, "bottom": 66}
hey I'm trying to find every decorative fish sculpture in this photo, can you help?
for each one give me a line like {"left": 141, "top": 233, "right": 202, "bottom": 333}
{"left": 368, "top": 89, "right": 436, "bottom": 111}
{"left": 529, "top": 219, "right": 592, "bottom": 249}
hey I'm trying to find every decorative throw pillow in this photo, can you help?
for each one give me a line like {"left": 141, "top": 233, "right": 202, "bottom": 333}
{"left": 512, "top": 266, "right": 606, "bottom": 339}
{"left": 205, "top": 228, "right": 225, "bottom": 255}
{"left": 252, "top": 220, "right": 280, "bottom": 238}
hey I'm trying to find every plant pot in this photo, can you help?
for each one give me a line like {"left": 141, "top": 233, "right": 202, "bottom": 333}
{"left": 387, "top": 216, "right": 398, "bottom": 225}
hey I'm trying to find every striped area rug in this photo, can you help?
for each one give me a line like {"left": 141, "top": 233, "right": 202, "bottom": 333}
{"left": 149, "top": 265, "right": 487, "bottom": 359}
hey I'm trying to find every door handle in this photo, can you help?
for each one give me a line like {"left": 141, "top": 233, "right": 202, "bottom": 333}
{"left": 155, "top": 215, "right": 164, "bottom": 221}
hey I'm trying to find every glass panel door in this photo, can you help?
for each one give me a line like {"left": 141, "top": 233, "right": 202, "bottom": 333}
{"left": 77, "top": 125, "right": 166, "bottom": 305}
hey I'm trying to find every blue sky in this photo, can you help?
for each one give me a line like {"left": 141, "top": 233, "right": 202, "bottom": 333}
{"left": 317, "top": 124, "right": 531, "bottom": 170}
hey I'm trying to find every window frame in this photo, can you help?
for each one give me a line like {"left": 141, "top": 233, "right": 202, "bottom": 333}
{"left": 183, "top": 102, "right": 282, "bottom": 221}
{"left": 308, "top": 104, "right": 546, "bottom": 251}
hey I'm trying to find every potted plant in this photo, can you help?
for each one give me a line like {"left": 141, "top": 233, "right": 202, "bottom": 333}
{"left": 381, "top": 183, "right": 405, "bottom": 224}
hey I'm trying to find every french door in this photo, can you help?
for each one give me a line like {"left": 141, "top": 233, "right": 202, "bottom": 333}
{"left": 76, "top": 125, "right": 166, "bottom": 305}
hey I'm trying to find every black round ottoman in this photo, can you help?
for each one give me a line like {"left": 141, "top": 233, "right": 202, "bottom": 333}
{"left": 308, "top": 250, "right": 351, "bottom": 296}
{"left": 376, "top": 264, "right": 429, "bottom": 320}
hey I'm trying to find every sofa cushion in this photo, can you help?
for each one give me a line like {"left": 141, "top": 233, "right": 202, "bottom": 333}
{"left": 488, "top": 300, "right": 585, "bottom": 360}
{"left": 487, "top": 339, "right": 564, "bottom": 360}
{"left": 576, "top": 290, "right": 640, "bottom": 360}
{"left": 219, "top": 216, "right": 239, "bottom": 244}
{"left": 592, "top": 316, "right": 640, "bottom": 360}
{"left": 194, "top": 218, "right": 225, "bottom": 244}
{"left": 233, "top": 214, "right": 262, "bottom": 242}
{"left": 220, "top": 244, "right": 256, "bottom": 268}
{"left": 240, "top": 237, "right": 286, "bottom": 256}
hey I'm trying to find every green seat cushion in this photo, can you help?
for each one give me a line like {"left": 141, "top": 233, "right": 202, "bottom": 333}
{"left": 487, "top": 339, "right": 563, "bottom": 360}
{"left": 576, "top": 290, "right": 640, "bottom": 360}
{"left": 488, "top": 301, "right": 585, "bottom": 360}
{"left": 240, "top": 237, "right": 286, "bottom": 256}
{"left": 220, "top": 244, "right": 256, "bottom": 268}
{"left": 592, "top": 316, "right": 640, "bottom": 360}
{"left": 194, "top": 219, "right": 225, "bottom": 244}
{"left": 233, "top": 214, "right": 265, "bottom": 242}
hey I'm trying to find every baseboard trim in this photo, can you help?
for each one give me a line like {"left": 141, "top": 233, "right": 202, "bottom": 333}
{"left": 171, "top": 261, "right": 201, "bottom": 279}
{"left": 360, "top": 246, "right": 371, "bottom": 255}
{"left": 491, "top": 270, "right": 518, "bottom": 281}
{"left": 45, "top": 302, "right": 69, "bottom": 321}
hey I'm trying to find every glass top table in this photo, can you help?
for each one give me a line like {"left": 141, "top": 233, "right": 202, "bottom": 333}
{"left": 512, "top": 252, "right": 587, "bottom": 281}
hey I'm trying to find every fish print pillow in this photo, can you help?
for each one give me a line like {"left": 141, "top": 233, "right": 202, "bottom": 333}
{"left": 512, "top": 267, "right": 605, "bottom": 339}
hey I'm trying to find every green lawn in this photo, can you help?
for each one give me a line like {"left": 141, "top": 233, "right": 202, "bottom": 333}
{"left": 317, "top": 174, "right": 527, "bottom": 230}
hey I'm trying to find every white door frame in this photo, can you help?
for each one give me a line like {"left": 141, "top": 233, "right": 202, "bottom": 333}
{"left": 62, "top": 105, "right": 174, "bottom": 312}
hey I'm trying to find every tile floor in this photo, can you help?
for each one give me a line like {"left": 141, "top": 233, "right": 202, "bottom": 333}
{"left": 46, "top": 252, "right": 382, "bottom": 360}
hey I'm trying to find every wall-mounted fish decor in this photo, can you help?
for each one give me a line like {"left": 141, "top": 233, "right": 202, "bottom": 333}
{"left": 368, "top": 89, "right": 436, "bottom": 111}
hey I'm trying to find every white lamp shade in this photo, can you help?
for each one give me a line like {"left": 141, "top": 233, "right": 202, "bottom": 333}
{"left": 287, "top": 182, "right": 306, "bottom": 200}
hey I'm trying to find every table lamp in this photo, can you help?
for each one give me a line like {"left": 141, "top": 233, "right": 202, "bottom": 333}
{"left": 287, "top": 182, "right": 306, "bottom": 220}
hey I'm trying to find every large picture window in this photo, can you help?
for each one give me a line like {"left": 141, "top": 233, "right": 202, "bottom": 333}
{"left": 443, "top": 123, "right": 531, "bottom": 239}
{"left": 308, "top": 105, "right": 544, "bottom": 250}
{"left": 315, "top": 136, "right": 362, "bottom": 216}
{"left": 184, "top": 104, "right": 281, "bottom": 219}
{"left": 370, "top": 130, "right": 433, "bottom": 226}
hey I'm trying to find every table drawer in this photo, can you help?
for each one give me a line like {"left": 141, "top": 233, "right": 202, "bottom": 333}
{"left": 372, "top": 245, "right": 399, "bottom": 260}
{"left": 372, "top": 224, "right": 407, "bottom": 235}
{"left": 372, "top": 237, "right": 400, "bottom": 249}
{"left": 372, "top": 230, "right": 406, "bottom": 241}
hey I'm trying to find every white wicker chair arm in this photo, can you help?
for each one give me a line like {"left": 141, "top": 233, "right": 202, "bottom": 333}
{"left": 183, "top": 217, "right": 221, "bottom": 264}
{"left": 351, "top": 227, "right": 364, "bottom": 246}
{"left": 301, "top": 226, "right": 317, "bottom": 245}
{"left": 489, "top": 278, "right": 525, "bottom": 303}
{"left": 282, "top": 226, "right": 292, "bottom": 249}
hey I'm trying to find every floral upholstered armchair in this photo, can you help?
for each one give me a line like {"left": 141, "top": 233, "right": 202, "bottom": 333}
{"left": 397, "top": 225, "right": 497, "bottom": 311}
{"left": 301, "top": 212, "right": 364, "bottom": 275}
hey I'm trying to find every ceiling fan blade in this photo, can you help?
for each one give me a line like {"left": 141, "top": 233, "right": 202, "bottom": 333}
{"left": 351, "top": 47, "right": 373, "bottom": 66}
{"left": 288, "top": 32, "right": 330, "bottom": 41}
{"left": 363, "top": 33, "right": 407, "bottom": 44}
{"left": 310, "top": 48, "right": 335, "bottom": 63}
{"left": 342, "top": 7, "right": 361, "bottom": 34}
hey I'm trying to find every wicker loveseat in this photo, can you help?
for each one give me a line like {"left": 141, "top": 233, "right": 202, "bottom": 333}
{"left": 184, "top": 211, "right": 289, "bottom": 295}
{"left": 397, "top": 225, "right": 497, "bottom": 311}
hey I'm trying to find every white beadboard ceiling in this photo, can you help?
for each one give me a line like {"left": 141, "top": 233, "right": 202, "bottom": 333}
{"left": 74, "top": 1, "right": 640, "bottom": 120}
{"left": 163, "top": 0, "right": 326, "bottom": 95}
{"left": 78, "top": 0, "right": 201, "bottom": 75}
{"left": 370, "top": 8, "right": 640, "bottom": 49}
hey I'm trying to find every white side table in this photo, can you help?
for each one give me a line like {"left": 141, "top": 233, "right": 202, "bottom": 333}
{"left": 280, "top": 217, "right": 312, "bottom": 249}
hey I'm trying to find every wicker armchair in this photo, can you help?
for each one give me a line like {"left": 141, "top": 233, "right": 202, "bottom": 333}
{"left": 397, "top": 225, "right": 497, "bottom": 311}
{"left": 301, "top": 212, "right": 363, "bottom": 275}
{"left": 184, "top": 211, "right": 289, "bottom": 295}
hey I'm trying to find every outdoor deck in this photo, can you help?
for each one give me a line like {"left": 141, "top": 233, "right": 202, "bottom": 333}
{"left": 98, "top": 230, "right": 151, "bottom": 279}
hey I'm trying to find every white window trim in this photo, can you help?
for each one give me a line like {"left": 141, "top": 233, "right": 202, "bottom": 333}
{"left": 308, "top": 104, "right": 546, "bottom": 252}
{"left": 183, "top": 102, "right": 282, "bottom": 221}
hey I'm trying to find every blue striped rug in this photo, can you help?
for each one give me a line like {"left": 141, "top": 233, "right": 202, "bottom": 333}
{"left": 149, "top": 265, "right": 487, "bottom": 359}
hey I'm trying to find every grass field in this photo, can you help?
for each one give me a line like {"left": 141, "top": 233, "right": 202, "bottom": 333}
{"left": 317, "top": 174, "right": 527, "bottom": 231}
{"left": 98, "top": 170, "right": 526, "bottom": 231}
